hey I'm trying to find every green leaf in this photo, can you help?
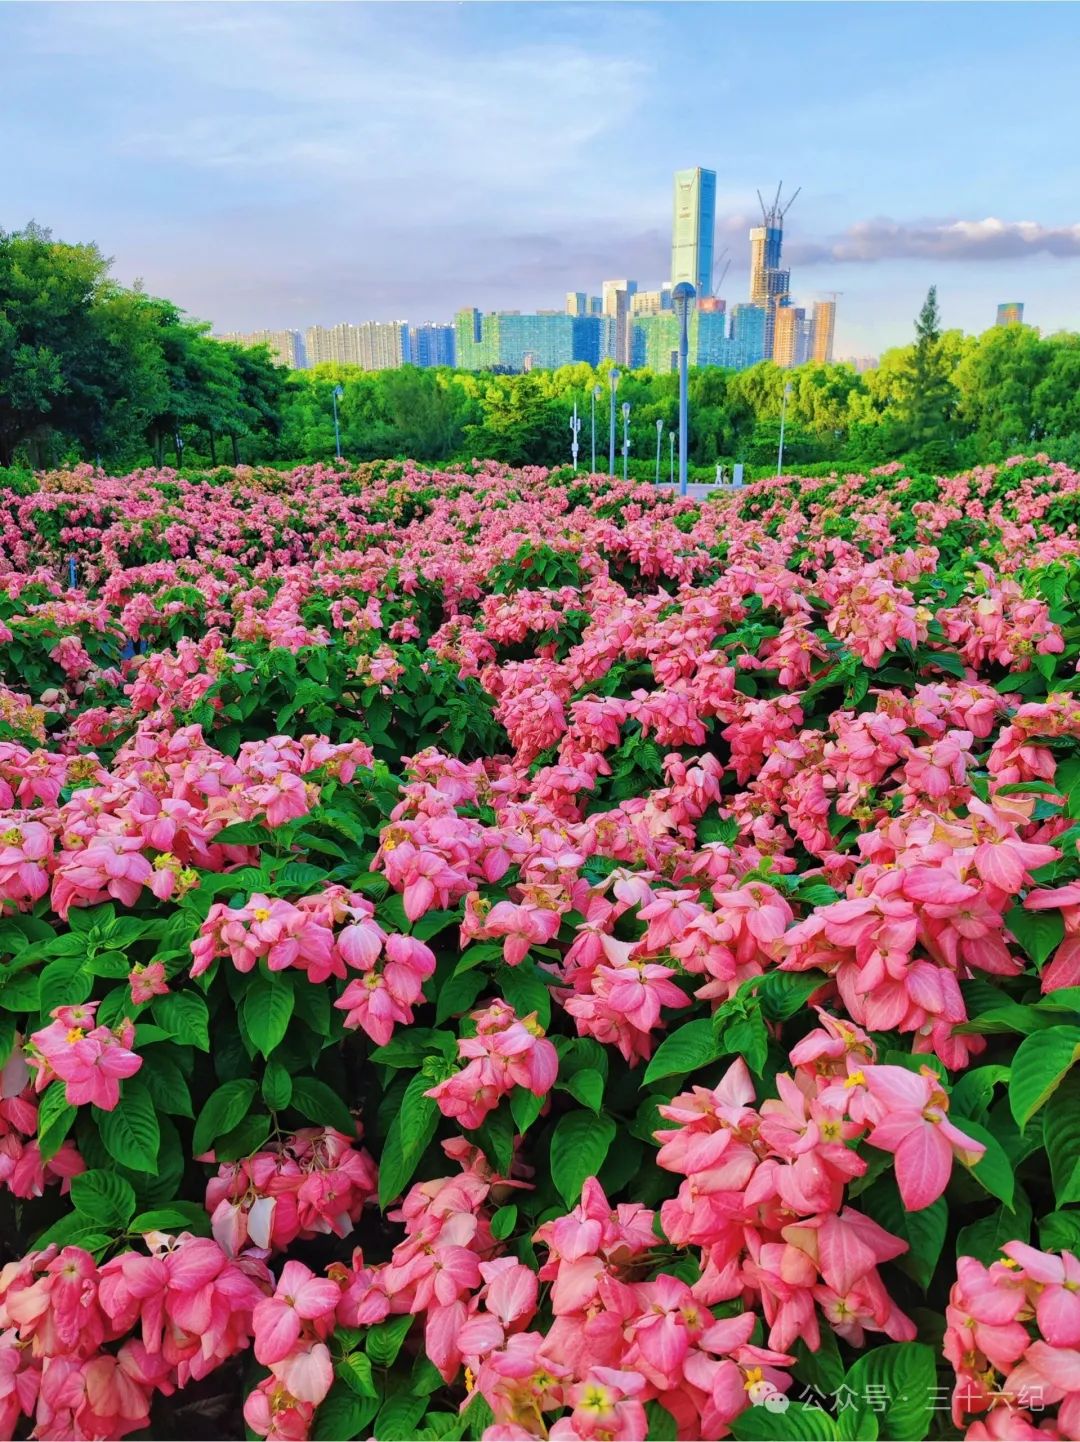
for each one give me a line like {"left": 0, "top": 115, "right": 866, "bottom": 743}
{"left": 410, "top": 909, "right": 459, "bottom": 941}
{"left": 957, "top": 1191, "right": 1033, "bottom": 1267}
{"left": 454, "top": 941, "right": 504, "bottom": 975}
{"left": 215, "top": 1111, "right": 272, "bottom": 1162}
{"left": 435, "top": 968, "right": 485, "bottom": 1024}
{"left": 290, "top": 1076, "right": 356, "bottom": 1136}
{"left": 961, "top": 1117, "right": 1017, "bottom": 1208}
{"left": 151, "top": 991, "right": 210, "bottom": 1049}
{"left": 38, "top": 956, "right": 92, "bottom": 1014}
{"left": 95, "top": 1081, "right": 160, "bottom": 1173}
{"left": 490, "top": 1204, "right": 518, "bottom": 1241}
{"left": 312, "top": 1382, "right": 379, "bottom": 1442}
{"left": 130, "top": 1202, "right": 212, "bottom": 1236}
{"left": 509, "top": 1087, "right": 545, "bottom": 1134}
{"left": 192, "top": 1078, "right": 257, "bottom": 1155}
{"left": 337, "top": 1351, "right": 377, "bottom": 1399}
{"left": 645, "top": 1401, "right": 679, "bottom": 1441}
{"left": 365, "top": 1313, "right": 414, "bottom": 1367}
{"left": 550, "top": 1111, "right": 615, "bottom": 1207}
{"left": 139, "top": 1052, "right": 194, "bottom": 1119}
{"left": 1008, "top": 1025, "right": 1080, "bottom": 1130}
{"left": 564, "top": 1067, "right": 604, "bottom": 1112}
{"left": 842, "top": 1342, "right": 936, "bottom": 1442}
{"left": 378, "top": 1073, "right": 439, "bottom": 1207}
{"left": 861, "top": 1181, "right": 946, "bottom": 1292}
{"left": 37, "top": 1080, "right": 76, "bottom": 1162}
{"left": 498, "top": 960, "right": 551, "bottom": 1029}
{"left": 730, "top": 1401, "right": 838, "bottom": 1441}
{"left": 643, "top": 1018, "right": 720, "bottom": 1084}
{"left": 1044, "top": 1070, "right": 1080, "bottom": 1204}
{"left": 243, "top": 970, "right": 295, "bottom": 1058}
{"left": 375, "top": 1394, "right": 427, "bottom": 1441}
{"left": 0, "top": 970, "right": 40, "bottom": 1011}
{"left": 1006, "top": 905, "right": 1065, "bottom": 968}
{"left": 262, "top": 1060, "right": 293, "bottom": 1111}
{"left": 70, "top": 1170, "right": 137, "bottom": 1229}
{"left": 473, "top": 1105, "right": 515, "bottom": 1175}
{"left": 370, "top": 1028, "right": 455, "bottom": 1068}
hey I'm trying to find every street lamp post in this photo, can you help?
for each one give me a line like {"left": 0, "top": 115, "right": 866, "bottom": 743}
{"left": 608, "top": 369, "right": 620, "bottom": 478}
{"left": 570, "top": 400, "right": 582, "bottom": 471}
{"left": 777, "top": 381, "right": 792, "bottom": 477}
{"left": 621, "top": 401, "right": 631, "bottom": 482}
{"left": 332, "top": 384, "right": 344, "bottom": 459}
{"left": 174, "top": 433, "right": 184, "bottom": 469}
{"left": 672, "top": 282, "right": 696, "bottom": 496}
{"left": 655, "top": 418, "right": 663, "bottom": 485}
{"left": 591, "top": 384, "right": 602, "bottom": 473}
{"left": 669, "top": 431, "right": 675, "bottom": 486}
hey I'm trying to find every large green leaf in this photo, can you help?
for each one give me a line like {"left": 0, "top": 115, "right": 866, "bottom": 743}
{"left": 1044, "top": 1070, "right": 1080, "bottom": 1204}
{"left": 1006, "top": 906, "right": 1065, "bottom": 968}
{"left": 730, "top": 1401, "right": 839, "bottom": 1440}
{"left": 192, "top": 1078, "right": 257, "bottom": 1155}
{"left": 841, "top": 1343, "right": 936, "bottom": 1442}
{"left": 70, "top": 1170, "right": 137, "bottom": 1229}
{"left": 550, "top": 1111, "right": 615, "bottom": 1207}
{"left": 1008, "top": 1025, "right": 1080, "bottom": 1130}
{"left": 378, "top": 1073, "right": 439, "bottom": 1207}
{"left": 95, "top": 1081, "right": 160, "bottom": 1173}
{"left": 643, "top": 1018, "right": 720, "bottom": 1084}
{"left": 243, "top": 970, "right": 295, "bottom": 1057}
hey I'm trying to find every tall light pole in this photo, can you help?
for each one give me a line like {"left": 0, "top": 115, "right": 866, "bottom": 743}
{"left": 777, "top": 381, "right": 792, "bottom": 477}
{"left": 655, "top": 418, "right": 663, "bottom": 485}
{"left": 332, "top": 384, "right": 344, "bottom": 459}
{"left": 608, "top": 369, "right": 621, "bottom": 478}
{"left": 669, "top": 431, "right": 675, "bottom": 485}
{"left": 570, "top": 399, "right": 582, "bottom": 471}
{"left": 672, "top": 282, "right": 695, "bottom": 496}
{"left": 621, "top": 401, "right": 631, "bottom": 482}
{"left": 591, "top": 384, "right": 602, "bottom": 473}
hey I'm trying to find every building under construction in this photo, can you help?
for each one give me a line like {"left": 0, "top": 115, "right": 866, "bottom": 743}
{"left": 749, "top": 182, "right": 800, "bottom": 362}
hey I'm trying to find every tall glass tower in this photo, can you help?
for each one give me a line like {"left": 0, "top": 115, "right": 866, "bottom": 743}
{"left": 671, "top": 168, "right": 717, "bottom": 296}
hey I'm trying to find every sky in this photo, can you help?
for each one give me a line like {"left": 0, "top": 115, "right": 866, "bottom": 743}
{"left": 4, "top": 1, "right": 1080, "bottom": 356}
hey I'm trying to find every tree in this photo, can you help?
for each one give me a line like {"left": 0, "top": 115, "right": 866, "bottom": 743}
{"left": 897, "top": 286, "right": 958, "bottom": 457}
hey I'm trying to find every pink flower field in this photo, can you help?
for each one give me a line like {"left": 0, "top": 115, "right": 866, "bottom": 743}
{"left": 0, "top": 455, "right": 1078, "bottom": 1441}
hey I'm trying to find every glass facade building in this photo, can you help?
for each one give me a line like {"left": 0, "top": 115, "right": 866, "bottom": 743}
{"left": 671, "top": 168, "right": 717, "bottom": 296}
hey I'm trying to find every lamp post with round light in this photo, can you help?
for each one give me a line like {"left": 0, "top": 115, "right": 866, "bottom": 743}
{"left": 608, "top": 369, "right": 620, "bottom": 478}
{"left": 654, "top": 418, "right": 663, "bottom": 484}
{"left": 672, "top": 282, "right": 696, "bottom": 496}
{"left": 591, "top": 384, "right": 602, "bottom": 473}
{"left": 621, "top": 401, "right": 631, "bottom": 482}
{"left": 570, "top": 399, "right": 581, "bottom": 471}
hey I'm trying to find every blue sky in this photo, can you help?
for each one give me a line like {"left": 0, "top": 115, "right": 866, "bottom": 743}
{"left": 4, "top": 1, "right": 1079, "bottom": 354}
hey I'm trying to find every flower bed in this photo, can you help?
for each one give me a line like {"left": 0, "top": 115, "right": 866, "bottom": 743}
{"left": 0, "top": 455, "right": 1077, "bottom": 1440}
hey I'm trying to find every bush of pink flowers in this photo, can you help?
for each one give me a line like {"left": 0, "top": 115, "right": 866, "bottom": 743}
{"left": 0, "top": 454, "right": 1076, "bottom": 1439}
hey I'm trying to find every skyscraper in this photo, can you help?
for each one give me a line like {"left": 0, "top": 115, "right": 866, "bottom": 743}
{"left": 565, "top": 292, "right": 587, "bottom": 316}
{"left": 996, "top": 302, "right": 1025, "bottom": 326}
{"left": 810, "top": 301, "right": 836, "bottom": 363}
{"left": 602, "top": 281, "right": 637, "bottom": 367}
{"left": 671, "top": 168, "right": 717, "bottom": 296}
{"left": 749, "top": 183, "right": 799, "bottom": 360}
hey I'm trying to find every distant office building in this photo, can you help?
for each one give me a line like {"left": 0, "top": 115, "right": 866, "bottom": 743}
{"left": 566, "top": 292, "right": 588, "bottom": 317}
{"left": 671, "top": 167, "right": 717, "bottom": 296}
{"left": 750, "top": 183, "right": 799, "bottom": 360}
{"left": 729, "top": 304, "right": 767, "bottom": 369}
{"left": 602, "top": 279, "right": 637, "bottom": 315}
{"left": 455, "top": 309, "right": 500, "bottom": 370}
{"left": 218, "top": 330, "right": 306, "bottom": 369}
{"left": 571, "top": 316, "right": 603, "bottom": 366}
{"left": 409, "top": 323, "right": 456, "bottom": 367}
{"left": 695, "top": 309, "right": 733, "bottom": 368}
{"left": 631, "top": 289, "right": 668, "bottom": 316}
{"left": 601, "top": 280, "right": 637, "bottom": 367}
{"left": 810, "top": 300, "right": 836, "bottom": 364}
{"left": 996, "top": 302, "right": 1025, "bottom": 326}
{"left": 633, "top": 314, "right": 680, "bottom": 371}
{"left": 773, "top": 306, "right": 807, "bottom": 369}
{"left": 589, "top": 296, "right": 602, "bottom": 316}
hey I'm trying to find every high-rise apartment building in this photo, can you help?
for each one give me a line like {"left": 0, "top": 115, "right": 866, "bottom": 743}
{"left": 772, "top": 306, "right": 807, "bottom": 369}
{"left": 601, "top": 280, "right": 637, "bottom": 367}
{"left": 455, "top": 310, "right": 601, "bottom": 371}
{"left": 565, "top": 292, "right": 588, "bottom": 317}
{"left": 996, "top": 302, "right": 1025, "bottom": 326}
{"left": 409, "top": 323, "right": 455, "bottom": 367}
{"left": 671, "top": 168, "right": 717, "bottom": 296}
{"left": 749, "top": 183, "right": 799, "bottom": 360}
{"left": 303, "top": 322, "right": 408, "bottom": 370}
{"left": 217, "top": 330, "right": 306, "bottom": 369}
{"left": 810, "top": 301, "right": 836, "bottom": 364}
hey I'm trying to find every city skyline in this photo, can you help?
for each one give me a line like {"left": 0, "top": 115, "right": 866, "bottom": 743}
{"left": 12, "top": 4, "right": 1077, "bottom": 354}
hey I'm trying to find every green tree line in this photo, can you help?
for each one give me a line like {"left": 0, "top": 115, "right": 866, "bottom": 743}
{"left": 5, "top": 224, "right": 1080, "bottom": 475}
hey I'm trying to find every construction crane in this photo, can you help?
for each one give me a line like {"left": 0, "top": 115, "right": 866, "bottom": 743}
{"left": 757, "top": 182, "right": 801, "bottom": 228}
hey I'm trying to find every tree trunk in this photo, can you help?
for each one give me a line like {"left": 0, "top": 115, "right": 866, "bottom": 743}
{"left": 152, "top": 431, "right": 164, "bottom": 468}
{"left": 208, "top": 431, "right": 217, "bottom": 466}
{"left": 230, "top": 433, "right": 240, "bottom": 465}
